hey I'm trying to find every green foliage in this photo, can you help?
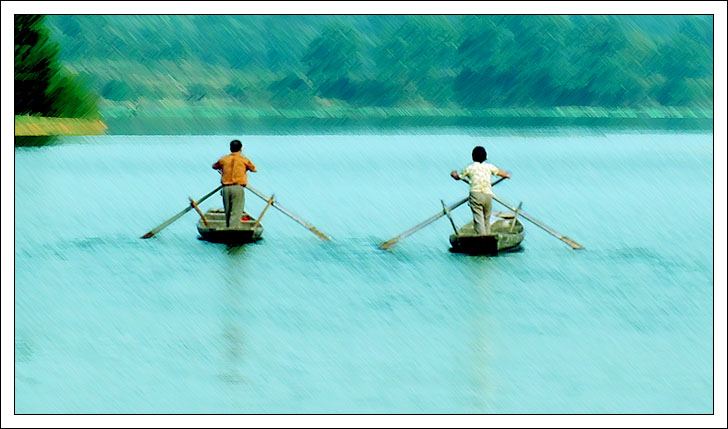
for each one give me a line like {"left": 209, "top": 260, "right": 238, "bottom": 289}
{"left": 657, "top": 78, "right": 713, "bottom": 107}
{"left": 347, "top": 79, "right": 404, "bottom": 107}
{"left": 101, "top": 80, "right": 136, "bottom": 101}
{"left": 375, "top": 17, "right": 458, "bottom": 84}
{"left": 47, "top": 73, "right": 100, "bottom": 118}
{"left": 15, "top": 15, "right": 60, "bottom": 116}
{"left": 268, "top": 74, "right": 315, "bottom": 108}
{"left": 15, "top": 14, "right": 98, "bottom": 118}
{"left": 224, "top": 79, "right": 249, "bottom": 102}
{"left": 185, "top": 83, "right": 208, "bottom": 102}
{"left": 302, "top": 23, "right": 363, "bottom": 93}
{"left": 40, "top": 15, "right": 713, "bottom": 112}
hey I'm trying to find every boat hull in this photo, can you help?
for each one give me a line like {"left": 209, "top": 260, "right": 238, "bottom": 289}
{"left": 196, "top": 209, "right": 263, "bottom": 244}
{"left": 449, "top": 212, "right": 525, "bottom": 255}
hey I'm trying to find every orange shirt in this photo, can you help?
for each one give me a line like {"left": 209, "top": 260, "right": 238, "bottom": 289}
{"left": 212, "top": 152, "right": 257, "bottom": 186}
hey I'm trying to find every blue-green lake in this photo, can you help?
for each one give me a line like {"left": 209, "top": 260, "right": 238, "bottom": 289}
{"left": 14, "top": 131, "right": 713, "bottom": 413}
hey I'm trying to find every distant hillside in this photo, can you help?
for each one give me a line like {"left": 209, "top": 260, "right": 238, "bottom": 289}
{"left": 43, "top": 15, "right": 714, "bottom": 114}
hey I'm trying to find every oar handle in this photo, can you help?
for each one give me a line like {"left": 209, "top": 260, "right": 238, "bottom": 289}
{"left": 491, "top": 176, "right": 507, "bottom": 187}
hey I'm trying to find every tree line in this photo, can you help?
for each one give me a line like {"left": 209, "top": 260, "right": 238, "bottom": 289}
{"left": 21, "top": 15, "right": 714, "bottom": 118}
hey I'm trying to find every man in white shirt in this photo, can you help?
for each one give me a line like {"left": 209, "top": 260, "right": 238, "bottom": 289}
{"left": 450, "top": 146, "right": 511, "bottom": 235}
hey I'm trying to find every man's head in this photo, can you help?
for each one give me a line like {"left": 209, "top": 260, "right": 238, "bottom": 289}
{"left": 230, "top": 139, "right": 242, "bottom": 153}
{"left": 472, "top": 146, "right": 487, "bottom": 163}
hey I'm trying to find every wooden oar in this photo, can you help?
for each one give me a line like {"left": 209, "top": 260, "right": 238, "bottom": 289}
{"left": 441, "top": 200, "right": 459, "bottom": 234}
{"left": 252, "top": 194, "right": 275, "bottom": 230}
{"left": 509, "top": 202, "right": 522, "bottom": 233}
{"left": 140, "top": 185, "right": 223, "bottom": 239}
{"left": 491, "top": 194, "right": 584, "bottom": 250}
{"left": 246, "top": 185, "right": 331, "bottom": 241}
{"left": 378, "top": 176, "right": 507, "bottom": 250}
{"left": 189, "top": 197, "right": 209, "bottom": 226}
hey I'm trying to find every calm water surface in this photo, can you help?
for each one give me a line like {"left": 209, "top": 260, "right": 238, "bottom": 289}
{"left": 14, "top": 131, "right": 713, "bottom": 413}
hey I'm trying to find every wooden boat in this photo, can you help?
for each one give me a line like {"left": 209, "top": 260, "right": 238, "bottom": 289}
{"left": 449, "top": 211, "right": 525, "bottom": 255}
{"left": 141, "top": 185, "right": 330, "bottom": 243}
{"left": 196, "top": 208, "right": 264, "bottom": 244}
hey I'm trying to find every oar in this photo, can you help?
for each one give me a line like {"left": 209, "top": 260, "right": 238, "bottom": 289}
{"left": 379, "top": 176, "right": 507, "bottom": 250}
{"left": 509, "top": 202, "right": 522, "bottom": 233}
{"left": 246, "top": 185, "right": 331, "bottom": 241}
{"left": 441, "top": 200, "right": 459, "bottom": 234}
{"left": 491, "top": 194, "right": 584, "bottom": 250}
{"left": 140, "top": 185, "right": 223, "bottom": 239}
{"left": 252, "top": 194, "right": 275, "bottom": 230}
{"left": 189, "top": 197, "right": 209, "bottom": 227}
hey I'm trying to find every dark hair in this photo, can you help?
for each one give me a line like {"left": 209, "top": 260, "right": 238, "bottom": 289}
{"left": 230, "top": 140, "right": 242, "bottom": 152}
{"left": 472, "top": 146, "right": 487, "bottom": 163}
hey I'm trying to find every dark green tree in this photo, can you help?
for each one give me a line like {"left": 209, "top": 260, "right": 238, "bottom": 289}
{"left": 100, "top": 79, "right": 136, "bottom": 101}
{"left": 268, "top": 74, "right": 315, "bottom": 108}
{"left": 454, "top": 16, "right": 516, "bottom": 108}
{"left": 557, "top": 16, "right": 648, "bottom": 107}
{"left": 301, "top": 23, "right": 363, "bottom": 100}
{"left": 185, "top": 83, "right": 208, "bottom": 102}
{"left": 224, "top": 78, "right": 249, "bottom": 102}
{"left": 374, "top": 16, "right": 458, "bottom": 104}
{"left": 654, "top": 31, "right": 713, "bottom": 106}
{"left": 15, "top": 14, "right": 98, "bottom": 118}
{"left": 48, "top": 73, "right": 100, "bottom": 118}
{"left": 15, "top": 14, "right": 60, "bottom": 116}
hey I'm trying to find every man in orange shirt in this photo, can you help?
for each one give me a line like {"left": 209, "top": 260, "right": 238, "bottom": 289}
{"left": 212, "top": 140, "right": 257, "bottom": 227}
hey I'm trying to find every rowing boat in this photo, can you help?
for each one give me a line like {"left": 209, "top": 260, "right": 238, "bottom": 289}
{"left": 196, "top": 208, "right": 263, "bottom": 244}
{"left": 448, "top": 212, "right": 525, "bottom": 255}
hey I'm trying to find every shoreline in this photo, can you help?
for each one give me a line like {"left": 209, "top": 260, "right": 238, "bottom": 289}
{"left": 102, "top": 115, "right": 713, "bottom": 136}
{"left": 13, "top": 108, "right": 713, "bottom": 144}
{"left": 14, "top": 116, "right": 108, "bottom": 136}
{"left": 99, "top": 105, "right": 714, "bottom": 134}
{"left": 100, "top": 105, "right": 714, "bottom": 121}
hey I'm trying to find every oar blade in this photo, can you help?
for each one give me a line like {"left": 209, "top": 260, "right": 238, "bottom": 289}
{"left": 311, "top": 227, "right": 331, "bottom": 241}
{"left": 379, "top": 239, "right": 398, "bottom": 250}
{"left": 140, "top": 184, "right": 222, "bottom": 239}
{"left": 378, "top": 194, "right": 477, "bottom": 251}
{"left": 562, "top": 236, "right": 584, "bottom": 250}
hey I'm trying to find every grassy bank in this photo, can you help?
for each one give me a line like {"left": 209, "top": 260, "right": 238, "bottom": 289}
{"left": 14, "top": 115, "right": 108, "bottom": 136}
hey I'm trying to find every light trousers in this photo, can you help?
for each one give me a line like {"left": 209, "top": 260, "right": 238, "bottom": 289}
{"left": 469, "top": 191, "right": 492, "bottom": 235}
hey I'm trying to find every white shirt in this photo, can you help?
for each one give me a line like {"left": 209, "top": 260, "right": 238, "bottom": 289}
{"left": 460, "top": 162, "right": 500, "bottom": 195}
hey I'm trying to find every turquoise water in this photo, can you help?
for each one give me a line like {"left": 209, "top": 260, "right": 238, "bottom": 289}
{"left": 14, "top": 132, "right": 713, "bottom": 414}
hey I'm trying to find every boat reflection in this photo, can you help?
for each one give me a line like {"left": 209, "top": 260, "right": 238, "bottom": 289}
{"left": 217, "top": 246, "right": 251, "bottom": 387}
